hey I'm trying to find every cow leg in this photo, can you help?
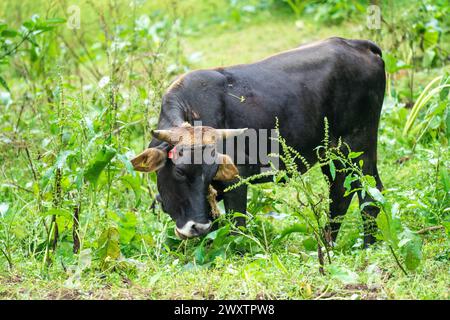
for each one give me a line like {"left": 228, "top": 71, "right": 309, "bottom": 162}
{"left": 356, "top": 157, "right": 383, "bottom": 247}
{"left": 343, "top": 128, "right": 383, "bottom": 247}
{"left": 223, "top": 184, "right": 248, "bottom": 227}
{"left": 221, "top": 164, "right": 260, "bottom": 227}
{"left": 211, "top": 178, "right": 248, "bottom": 228}
{"left": 321, "top": 164, "right": 355, "bottom": 245}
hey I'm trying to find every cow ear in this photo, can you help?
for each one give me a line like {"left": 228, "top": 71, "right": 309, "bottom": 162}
{"left": 214, "top": 153, "right": 239, "bottom": 181}
{"left": 130, "top": 148, "right": 166, "bottom": 172}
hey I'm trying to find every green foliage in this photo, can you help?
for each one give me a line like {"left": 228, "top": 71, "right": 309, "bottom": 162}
{"left": 384, "top": 52, "right": 412, "bottom": 75}
{"left": 97, "top": 226, "right": 121, "bottom": 268}
{"left": 375, "top": 200, "right": 423, "bottom": 272}
{"left": 84, "top": 146, "right": 117, "bottom": 187}
{"left": 0, "top": 0, "right": 448, "bottom": 299}
{"left": 0, "top": 16, "right": 66, "bottom": 90}
{"left": 192, "top": 212, "right": 276, "bottom": 266}
{"left": 403, "top": 75, "right": 450, "bottom": 145}
{"left": 279, "top": 0, "right": 366, "bottom": 24}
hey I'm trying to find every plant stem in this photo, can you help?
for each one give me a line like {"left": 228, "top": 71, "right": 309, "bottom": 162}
{"left": 389, "top": 245, "right": 408, "bottom": 276}
{"left": 0, "top": 30, "right": 32, "bottom": 59}
{"left": 316, "top": 234, "right": 325, "bottom": 275}
{"left": 0, "top": 246, "right": 13, "bottom": 270}
{"left": 416, "top": 225, "right": 445, "bottom": 234}
{"left": 73, "top": 204, "right": 80, "bottom": 254}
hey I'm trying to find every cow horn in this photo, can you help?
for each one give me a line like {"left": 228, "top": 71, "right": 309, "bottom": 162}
{"left": 214, "top": 128, "right": 248, "bottom": 139}
{"left": 151, "top": 129, "right": 175, "bottom": 144}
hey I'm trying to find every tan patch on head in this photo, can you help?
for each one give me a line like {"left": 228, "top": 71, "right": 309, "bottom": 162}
{"left": 130, "top": 148, "right": 166, "bottom": 172}
{"left": 153, "top": 125, "right": 218, "bottom": 146}
{"left": 214, "top": 153, "right": 239, "bottom": 181}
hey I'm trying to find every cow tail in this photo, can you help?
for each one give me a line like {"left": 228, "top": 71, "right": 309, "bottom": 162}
{"left": 348, "top": 39, "right": 382, "bottom": 58}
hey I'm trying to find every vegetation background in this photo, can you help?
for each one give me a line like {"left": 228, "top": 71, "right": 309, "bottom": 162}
{"left": 0, "top": 0, "right": 449, "bottom": 299}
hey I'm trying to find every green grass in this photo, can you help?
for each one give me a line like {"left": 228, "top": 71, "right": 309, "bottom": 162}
{"left": 1, "top": 240, "right": 448, "bottom": 299}
{"left": 183, "top": 16, "right": 359, "bottom": 68}
{"left": 0, "top": 0, "right": 449, "bottom": 300}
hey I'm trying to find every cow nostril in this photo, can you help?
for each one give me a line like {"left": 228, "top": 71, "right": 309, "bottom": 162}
{"left": 191, "top": 224, "right": 198, "bottom": 233}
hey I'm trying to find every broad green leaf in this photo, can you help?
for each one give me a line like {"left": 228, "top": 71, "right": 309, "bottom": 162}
{"left": 439, "top": 85, "right": 449, "bottom": 101}
{"left": 440, "top": 167, "right": 450, "bottom": 192}
{"left": 383, "top": 52, "right": 398, "bottom": 74}
{"left": 84, "top": 146, "right": 116, "bottom": 185}
{"left": 118, "top": 211, "right": 137, "bottom": 244}
{"left": 302, "top": 237, "right": 318, "bottom": 251}
{"left": 203, "top": 225, "right": 230, "bottom": 243}
{"left": 43, "top": 18, "right": 66, "bottom": 24}
{"left": 120, "top": 174, "right": 141, "bottom": 205}
{"left": 194, "top": 245, "right": 206, "bottom": 265}
{"left": 1, "top": 29, "right": 18, "bottom": 37}
{"left": 40, "top": 165, "right": 56, "bottom": 188}
{"left": 22, "top": 21, "right": 35, "bottom": 30}
{"left": 446, "top": 110, "right": 450, "bottom": 139}
{"left": 35, "top": 26, "right": 56, "bottom": 33}
{"left": 272, "top": 254, "right": 288, "bottom": 274}
{"left": 423, "top": 28, "right": 439, "bottom": 50}
{"left": 97, "top": 226, "right": 121, "bottom": 264}
{"left": 384, "top": 52, "right": 411, "bottom": 74}
{"left": 348, "top": 151, "right": 363, "bottom": 159}
{"left": 211, "top": 225, "right": 231, "bottom": 247}
{"left": 376, "top": 211, "right": 394, "bottom": 246}
{"left": 209, "top": 247, "right": 227, "bottom": 262}
{"left": 56, "top": 215, "right": 71, "bottom": 233}
{"left": 399, "top": 229, "right": 422, "bottom": 271}
{"left": 343, "top": 174, "right": 358, "bottom": 195}
{"left": 368, "top": 187, "right": 384, "bottom": 204}
{"left": 364, "top": 175, "right": 376, "bottom": 188}
{"left": 335, "top": 208, "right": 363, "bottom": 251}
{"left": 43, "top": 208, "right": 71, "bottom": 218}
{"left": 329, "top": 160, "right": 336, "bottom": 181}
{"left": 117, "top": 153, "right": 135, "bottom": 175}
{"left": 442, "top": 221, "right": 450, "bottom": 236}
{"left": 376, "top": 203, "right": 403, "bottom": 248}
{"left": 328, "top": 264, "right": 359, "bottom": 284}
{"left": 422, "top": 49, "right": 436, "bottom": 68}
{"left": 274, "top": 223, "right": 307, "bottom": 245}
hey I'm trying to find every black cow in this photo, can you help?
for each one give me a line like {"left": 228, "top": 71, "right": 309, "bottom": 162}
{"left": 131, "top": 37, "right": 385, "bottom": 246}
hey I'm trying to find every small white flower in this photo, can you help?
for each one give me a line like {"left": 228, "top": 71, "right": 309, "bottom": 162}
{"left": 0, "top": 91, "right": 12, "bottom": 107}
{"left": 0, "top": 203, "right": 9, "bottom": 218}
{"left": 98, "top": 76, "right": 110, "bottom": 89}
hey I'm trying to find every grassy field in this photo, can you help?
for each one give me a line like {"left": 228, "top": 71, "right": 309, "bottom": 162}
{"left": 0, "top": 0, "right": 449, "bottom": 299}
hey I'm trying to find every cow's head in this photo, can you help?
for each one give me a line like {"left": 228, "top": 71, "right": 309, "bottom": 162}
{"left": 131, "top": 123, "right": 246, "bottom": 239}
